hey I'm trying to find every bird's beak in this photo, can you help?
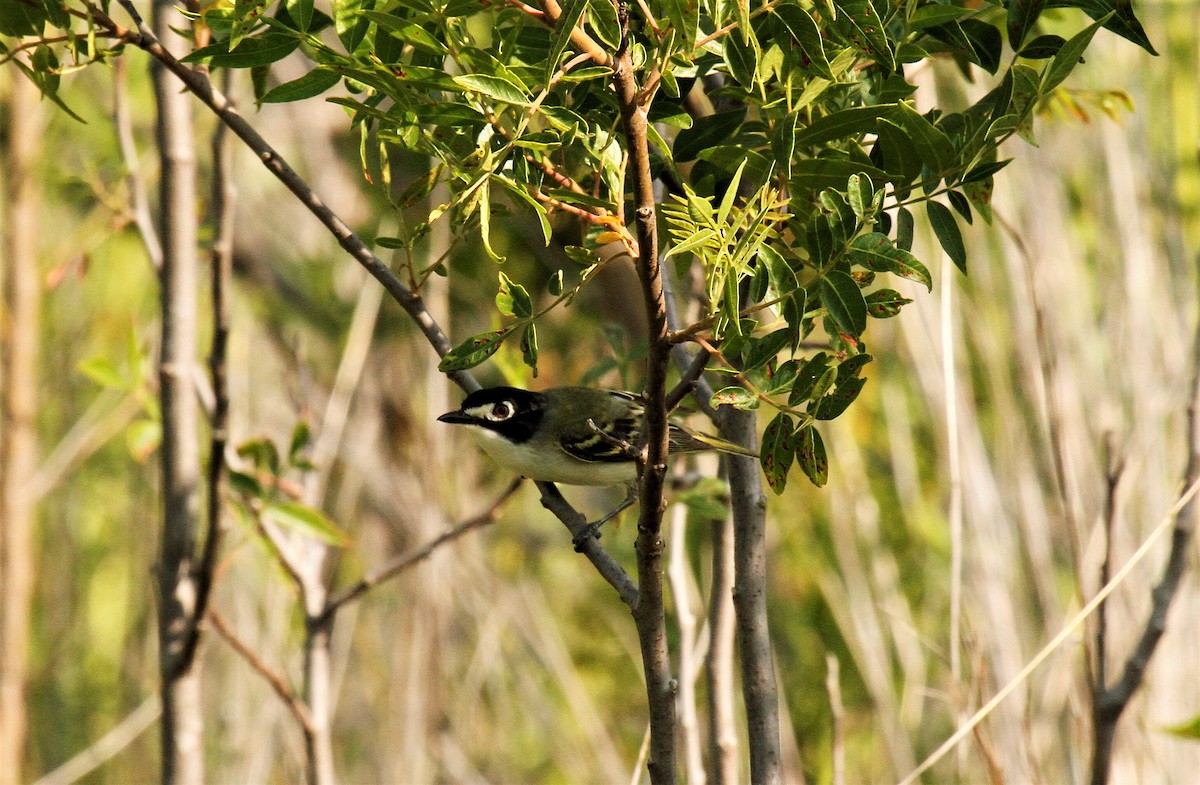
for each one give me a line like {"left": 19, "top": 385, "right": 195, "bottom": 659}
{"left": 437, "top": 410, "right": 472, "bottom": 424}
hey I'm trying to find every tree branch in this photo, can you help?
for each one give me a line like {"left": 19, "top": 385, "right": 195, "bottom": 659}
{"left": 1089, "top": 319, "right": 1200, "bottom": 785}
{"left": 208, "top": 610, "right": 315, "bottom": 734}
{"left": 536, "top": 482, "right": 640, "bottom": 607}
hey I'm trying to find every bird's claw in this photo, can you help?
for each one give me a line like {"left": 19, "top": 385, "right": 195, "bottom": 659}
{"left": 572, "top": 520, "right": 603, "bottom": 552}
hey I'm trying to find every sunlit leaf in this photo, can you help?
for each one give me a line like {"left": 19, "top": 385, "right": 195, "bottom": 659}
{"left": 711, "top": 386, "right": 759, "bottom": 410}
{"left": 438, "top": 329, "right": 511, "bottom": 372}
{"left": 865, "top": 288, "right": 913, "bottom": 318}
{"left": 819, "top": 271, "right": 868, "bottom": 337}
{"left": 264, "top": 501, "right": 351, "bottom": 546}
{"left": 848, "top": 233, "right": 932, "bottom": 291}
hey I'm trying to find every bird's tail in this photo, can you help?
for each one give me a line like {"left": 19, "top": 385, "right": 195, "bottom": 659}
{"left": 669, "top": 424, "right": 760, "bottom": 458}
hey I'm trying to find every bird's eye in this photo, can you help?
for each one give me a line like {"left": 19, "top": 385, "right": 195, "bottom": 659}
{"left": 487, "top": 401, "right": 514, "bottom": 421}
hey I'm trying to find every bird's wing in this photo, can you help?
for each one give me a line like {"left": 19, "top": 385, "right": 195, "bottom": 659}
{"left": 558, "top": 391, "right": 643, "bottom": 463}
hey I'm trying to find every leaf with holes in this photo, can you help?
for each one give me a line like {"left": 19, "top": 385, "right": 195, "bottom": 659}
{"left": 865, "top": 288, "right": 913, "bottom": 318}
{"left": 761, "top": 413, "right": 797, "bottom": 493}
{"left": 796, "top": 425, "right": 828, "bottom": 486}
{"left": 439, "top": 329, "right": 511, "bottom": 372}
{"left": 848, "top": 233, "right": 932, "bottom": 290}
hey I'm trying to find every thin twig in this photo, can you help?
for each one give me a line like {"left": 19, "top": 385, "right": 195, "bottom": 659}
{"left": 323, "top": 478, "right": 523, "bottom": 618}
{"left": 665, "top": 348, "right": 710, "bottom": 412}
{"left": 33, "top": 695, "right": 162, "bottom": 785}
{"left": 208, "top": 609, "right": 316, "bottom": 734}
{"left": 113, "top": 56, "right": 162, "bottom": 270}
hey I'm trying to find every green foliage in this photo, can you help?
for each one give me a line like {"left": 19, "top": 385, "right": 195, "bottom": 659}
{"left": 6, "top": 0, "right": 1155, "bottom": 491}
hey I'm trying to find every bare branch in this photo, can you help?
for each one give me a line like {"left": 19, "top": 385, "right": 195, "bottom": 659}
{"left": 113, "top": 56, "right": 162, "bottom": 270}
{"left": 536, "top": 481, "right": 639, "bottom": 607}
{"left": 208, "top": 610, "right": 315, "bottom": 734}
{"left": 323, "top": 478, "right": 523, "bottom": 617}
{"left": 1089, "top": 319, "right": 1200, "bottom": 785}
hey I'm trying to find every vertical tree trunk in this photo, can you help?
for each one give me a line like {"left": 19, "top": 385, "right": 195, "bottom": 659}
{"left": 151, "top": 1, "right": 204, "bottom": 781}
{"left": 706, "top": 513, "right": 738, "bottom": 785}
{"left": 0, "top": 73, "right": 43, "bottom": 785}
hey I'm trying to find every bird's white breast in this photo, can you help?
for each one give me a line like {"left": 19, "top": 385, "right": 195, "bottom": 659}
{"left": 466, "top": 426, "right": 637, "bottom": 486}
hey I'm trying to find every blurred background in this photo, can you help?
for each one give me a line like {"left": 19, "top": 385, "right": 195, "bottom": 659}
{"left": 4, "top": 2, "right": 1200, "bottom": 782}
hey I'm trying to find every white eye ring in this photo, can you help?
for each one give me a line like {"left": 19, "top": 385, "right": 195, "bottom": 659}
{"left": 487, "top": 401, "right": 515, "bottom": 421}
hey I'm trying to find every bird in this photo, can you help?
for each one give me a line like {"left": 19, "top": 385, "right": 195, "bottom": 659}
{"left": 438, "top": 386, "right": 757, "bottom": 547}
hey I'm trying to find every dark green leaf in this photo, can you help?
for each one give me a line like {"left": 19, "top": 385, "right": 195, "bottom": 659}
{"left": 1046, "top": 0, "right": 1155, "bottom": 55}
{"left": 548, "top": 270, "right": 565, "bottom": 296}
{"left": 1006, "top": 0, "right": 1046, "bottom": 51}
{"left": 796, "top": 425, "right": 828, "bottom": 486}
{"left": 947, "top": 190, "right": 973, "bottom": 223}
{"left": 1019, "top": 34, "right": 1065, "bottom": 59}
{"left": 789, "top": 352, "right": 830, "bottom": 404}
{"left": 927, "top": 201, "right": 967, "bottom": 273}
{"left": 773, "top": 3, "right": 833, "bottom": 78}
{"left": 0, "top": 0, "right": 45, "bottom": 35}
{"left": 673, "top": 108, "right": 746, "bottom": 162}
{"left": 759, "top": 244, "right": 798, "bottom": 297}
{"left": 865, "top": 288, "right": 913, "bottom": 318}
{"left": 961, "top": 159, "right": 1012, "bottom": 183}
{"left": 893, "top": 103, "right": 955, "bottom": 175}
{"left": 833, "top": 0, "right": 895, "bottom": 70}
{"left": 819, "top": 271, "right": 868, "bottom": 337}
{"left": 259, "top": 67, "right": 341, "bottom": 103}
{"left": 520, "top": 323, "right": 539, "bottom": 375}
{"left": 961, "top": 20, "right": 1003, "bottom": 74}
{"left": 812, "top": 354, "right": 871, "bottom": 420}
{"left": 438, "top": 329, "right": 511, "bottom": 372}
{"left": 848, "top": 232, "right": 932, "bottom": 290}
{"left": 264, "top": 501, "right": 351, "bottom": 546}
{"left": 1042, "top": 15, "right": 1108, "bottom": 93}
{"left": 793, "top": 105, "right": 895, "bottom": 148}
{"left": 791, "top": 159, "right": 890, "bottom": 190}
{"left": 963, "top": 177, "right": 994, "bottom": 222}
{"left": 183, "top": 34, "right": 300, "bottom": 68}
{"left": 743, "top": 330, "right": 793, "bottom": 372}
{"left": 874, "top": 119, "right": 922, "bottom": 182}
{"left": 724, "top": 33, "right": 759, "bottom": 87}
{"left": 287, "top": 0, "right": 314, "bottom": 31}
{"left": 588, "top": 0, "right": 620, "bottom": 49}
{"left": 908, "top": 3, "right": 970, "bottom": 29}
{"left": 896, "top": 205, "right": 914, "bottom": 251}
{"left": 228, "top": 469, "right": 264, "bottom": 498}
{"left": 761, "top": 413, "right": 796, "bottom": 493}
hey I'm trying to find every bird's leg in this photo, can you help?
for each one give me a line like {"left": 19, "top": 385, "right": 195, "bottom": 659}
{"left": 572, "top": 482, "right": 638, "bottom": 552}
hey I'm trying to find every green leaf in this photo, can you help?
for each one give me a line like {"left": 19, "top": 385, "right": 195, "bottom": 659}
{"left": 662, "top": 0, "right": 699, "bottom": 49}
{"left": 773, "top": 4, "right": 833, "bottom": 79}
{"left": 1046, "top": 0, "right": 1155, "bottom": 55}
{"left": 259, "top": 67, "right": 341, "bottom": 103}
{"left": 78, "top": 357, "right": 129, "bottom": 391}
{"left": 438, "top": 329, "right": 511, "bottom": 372}
{"left": 792, "top": 105, "right": 895, "bottom": 148}
{"left": 791, "top": 159, "right": 889, "bottom": 190}
{"left": 452, "top": 73, "right": 531, "bottom": 106}
{"left": 0, "top": 0, "right": 45, "bottom": 35}
{"left": 496, "top": 272, "right": 533, "bottom": 318}
{"left": 520, "top": 323, "right": 539, "bottom": 375}
{"left": 1042, "top": 15, "right": 1109, "bottom": 94}
{"left": 927, "top": 201, "right": 967, "bottom": 273}
{"left": 491, "top": 174, "right": 552, "bottom": 245}
{"left": 789, "top": 352, "right": 830, "bottom": 404}
{"left": 896, "top": 205, "right": 914, "bottom": 251}
{"left": 743, "top": 329, "right": 793, "bottom": 372}
{"left": 759, "top": 244, "right": 798, "bottom": 297}
{"left": 865, "top": 288, "right": 913, "bottom": 318}
{"left": 547, "top": 270, "right": 565, "bottom": 296}
{"left": 237, "top": 438, "right": 281, "bottom": 477}
{"left": 833, "top": 0, "right": 895, "bottom": 70}
{"left": 711, "top": 386, "right": 759, "bottom": 410}
{"left": 264, "top": 501, "right": 351, "bottom": 546}
{"left": 819, "top": 271, "right": 868, "bottom": 337}
{"left": 673, "top": 108, "right": 746, "bottom": 162}
{"left": 545, "top": 0, "right": 589, "bottom": 84}
{"left": 796, "top": 425, "right": 828, "bottom": 486}
{"left": 287, "top": 0, "right": 314, "bottom": 31}
{"left": 893, "top": 103, "right": 955, "bottom": 175}
{"left": 874, "top": 119, "right": 922, "bottom": 182}
{"left": 183, "top": 34, "right": 300, "bottom": 68}
{"left": 1019, "top": 34, "right": 1065, "bottom": 59}
{"left": 948, "top": 190, "right": 973, "bottom": 224}
{"left": 761, "top": 413, "right": 796, "bottom": 493}
{"left": 228, "top": 469, "right": 264, "bottom": 498}
{"left": 288, "top": 422, "right": 311, "bottom": 465}
{"left": 1006, "top": 0, "right": 1046, "bottom": 51}
{"left": 849, "top": 233, "right": 932, "bottom": 290}
{"left": 812, "top": 354, "right": 871, "bottom": 420}
{"left": 1161, "top": 713, "right": 1200, "bottom": 740}
{"left": 333, "top": 0, "right": 372, "bottom": 53}
{"left": 847, "top": 173, "right": 875, "bottom": 219}
{"left": 724, "top": 32, "right": 759, "bottom": 88}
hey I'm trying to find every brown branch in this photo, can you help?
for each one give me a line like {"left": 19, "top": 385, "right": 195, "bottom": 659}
{"left": 1089, "top": 319, "right": 1200, "bottom": 785}
{"left": 322, "top": 478, "right": 522, "bottom": 618}
{"left": 536, "top": 481, "right": 639, "bottom": 607}
{"left": 208, "top": 610, "right": 315, "bottom": 734}
{"left": 665, "top": 348, "right": 710, "bottom": 412}
{"left": 539, "top": 0, "right": 612, "bottom": 66}
{"left": 611, "top": 1, "right": 677, "bottom": 781}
